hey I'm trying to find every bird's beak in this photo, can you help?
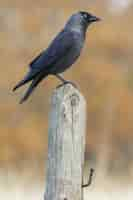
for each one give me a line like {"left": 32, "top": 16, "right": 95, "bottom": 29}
{"left": 90, "top": 15, "right": 101, "bottom": 22}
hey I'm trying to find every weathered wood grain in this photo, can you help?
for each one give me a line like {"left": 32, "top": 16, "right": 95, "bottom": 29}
{"left": 44, "top": 84, "right": 86, "bottom": 200}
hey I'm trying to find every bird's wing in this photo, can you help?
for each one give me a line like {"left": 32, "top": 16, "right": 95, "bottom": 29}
{"left": 13, "top": 30, "right": 75, "bottom": 91}
{"left": 29, "top": 30, "right": 74, "bottom": 76}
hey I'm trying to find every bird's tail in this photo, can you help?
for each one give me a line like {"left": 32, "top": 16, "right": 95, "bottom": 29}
{"left": 12, "top": 72, "right": 36, "bottom": 92}
{"left": 19, "top": 73, "right": 48, "bottom": 104}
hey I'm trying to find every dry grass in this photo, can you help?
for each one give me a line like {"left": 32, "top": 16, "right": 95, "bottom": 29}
{"left": 0, "top": 169, "right": 133, "bottom": 200}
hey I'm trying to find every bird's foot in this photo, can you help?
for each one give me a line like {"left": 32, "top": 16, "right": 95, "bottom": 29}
{"left": 56, "top": 81, "right": 77, "bottom": 89}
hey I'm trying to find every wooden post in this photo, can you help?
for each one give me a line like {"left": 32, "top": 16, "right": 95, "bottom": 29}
{"left": 44, "top": 84, "right": 86, "bottom": 200}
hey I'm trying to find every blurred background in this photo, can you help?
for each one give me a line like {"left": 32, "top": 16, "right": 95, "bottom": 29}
{"left": 1, "top": 0, "right": 133, "bottom": 199}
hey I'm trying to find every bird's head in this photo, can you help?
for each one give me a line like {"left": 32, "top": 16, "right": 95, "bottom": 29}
{"left": 66, "top": 11, "right": 101, "bottom": 32}
{"left": 79, "top": 11, "right": 101, "bottom": 25}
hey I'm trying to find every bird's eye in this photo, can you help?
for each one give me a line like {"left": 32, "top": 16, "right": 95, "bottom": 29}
{"left": 83, "top": 13, "right": 88, "bottom": 19}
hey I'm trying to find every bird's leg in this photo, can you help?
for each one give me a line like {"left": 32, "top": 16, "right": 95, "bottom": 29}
{"left": 55, "top": 74, "right": 66, "bottom": 83}
{"left": 55, "top": 74, "right": 77, "bottom": 88}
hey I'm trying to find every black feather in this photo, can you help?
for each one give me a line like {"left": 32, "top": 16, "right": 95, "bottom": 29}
{"left": 19, "top": 73, "right": 48, "bottom": 104}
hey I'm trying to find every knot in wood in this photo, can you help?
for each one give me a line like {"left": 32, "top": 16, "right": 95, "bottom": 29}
{"left": 70, "top": 94, "right": 80, "bottom": 107}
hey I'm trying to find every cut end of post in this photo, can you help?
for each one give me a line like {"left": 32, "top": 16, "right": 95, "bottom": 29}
{"left": 53, "top": 83, "right": 86, "bottom": 108}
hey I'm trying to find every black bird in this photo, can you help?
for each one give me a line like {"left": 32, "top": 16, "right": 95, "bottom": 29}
{"left": 13, "top": 11, "right": 101, "bottom": 104}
